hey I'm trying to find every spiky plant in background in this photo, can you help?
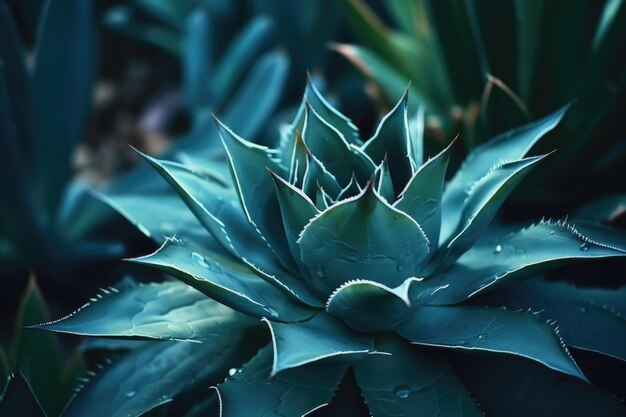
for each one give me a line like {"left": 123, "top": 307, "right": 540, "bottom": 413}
{"left": 32, "top": 86, "right": 626, "bottom": 416}
{"left": 337, "top": 0, "right": 626, "bottom": 216}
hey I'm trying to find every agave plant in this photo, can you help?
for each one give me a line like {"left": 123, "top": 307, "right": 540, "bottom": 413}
{"left": 338, "top": 0, "right": 626, "bottom": 215}
{"left": 36, "top": 85, "right": 626, "bottom": 416}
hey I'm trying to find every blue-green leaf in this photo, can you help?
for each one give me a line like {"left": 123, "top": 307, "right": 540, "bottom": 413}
{"left": 444, "top": 155, "right": 546, "bottom": 256}
{"left": 374, "top": 157, "right": 395, "bottom": 202}
{"left": 263, "top": 313, "right": 376, "bottom": 375}
{"left": 394, "top": 140, "right": 454, "bottom": 245}
{"left": 217, "top": 118, "right": 298, "bottom": 273}
{"left": 302, "top": 104, "right": 374, "bottom": 185}
{"left": 35, "top": 281, "right": 251, "bottom": 341}
{"left": 215, "top": 346, "right": 347, "bottom": 417}
{"left": 220, "top": 52, "right": 289, "bottom": 140}
{"left": 211, "top": 17, "right": 274, "bottom": 109}
{"left": 98, "top": 192, "right": 220, "bottom": 250}
{"left": 362, "top": 90, "right": 413, "bottom": 186}
{"left": 271, "top": 172, "right": 319, "bottom": 269}
{"left": 429, "top": 221, "right": 626, "bottom": 305}
{"left": 440, "top": 106, "right": 568, "bottom": 243}
{"left": 397, "top": 305, "right": 587, "bottom": 381}
{"left": 131, "top": 238, "right": 316, "bottom": 322}
{"left": 353, "top": 336, "right": 483, "bottom": 417}
{"left": 63, "top": 338, "right": 246, "bottom": 417}
{"left": 298, "top": 185, "right": 431, "bottom": 297}
{"left": 183, "top": 10, "right": 212, "bottom": 110}
{"left": 326, "top": 278, "right": 448, "bottom": 332}
{"left": 135, "top": 152, "right": 322, "bottom": 307}
{"left": 304, "top": 78, "right": 361, "bottom": 145}
{"left": 482, "top": 279, "right": 626, "bottom": 363}
{"left": 31, "top": 0, "right": 96, "bottom": 215}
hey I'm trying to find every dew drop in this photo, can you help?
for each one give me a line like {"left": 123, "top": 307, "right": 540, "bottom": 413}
{"left": 476, "top": 333, "right": 487, "bottom": 340}
{"left": 228, "top": 368, "right": 238, "bottom": 377}
{"left": 125, "top": 390, "right": 136, "bottom": 398}
{"left": 458, "top": 340, "right": 468, "bottom": 346}
{"left": 192, "top": 252, "right": 209, "bottom": 267}
{"left": 493, "top": 245, "right": 502, "bottom": 254}
{"left": 394, "top": 385, "right": 411, "bottom": 399}
{"left": 579, "top": 243, "right": 589, "bottom": 251}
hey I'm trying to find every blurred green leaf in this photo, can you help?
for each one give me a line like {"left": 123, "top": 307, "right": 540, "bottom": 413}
{"left": 12, "top": 278, "right": 63, "bottom": 416}
{"left": 0, "top": 370, "right": 47, "bottom": 417}
{"left": 31, "top": 0, "right": 96, "bottom": 217}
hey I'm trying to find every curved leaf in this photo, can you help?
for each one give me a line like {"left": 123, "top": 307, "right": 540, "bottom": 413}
{"left": 131, "top": 238, "right": 316, "bottom": 322}
{"left": 394, "top": 139, "right": 454, "bottom": 245}
{"left": 353, "top": 337, "right": 483, "bottom": 417}
{"left": 135, "top": 151, "right": 322, "bottom": 307}
{"left": 430, "top": 221, "right": 626, "bottom": 305}
{"left": 483, "top": 279, "right": 626, "bottom": 363}
{"left": 304, "top": 78, "right": 361, "bottom": 145}
{"left": 215, "top": 346, "right": 347, "bottom": 417}
{"left": 374, "top": 157, "right": 395, "bottom": 202}
{"left": 264, "top": 313, "right": 376, "bottom": 375}
{"left": 35, "top": 281, "right": 250, "bottom": 341}
{"left": 98, "top": 191, "right": 220, "bottom": 250}
{"left": 362, "top": 90, "right": 413, "bottom": 187}
{"left": 397, "top": 305, "right": 587, "bottom": 381}
{"left": 271, "top": 172, "right": 319, "bottom": 271}
{"left": 440, "top": 106, "right": 568, "bottom": 243}
{"left": 302, "top": 104, "right": 374, "bottom": 185}
{"left": 445, "top": 155, "right": 546, "bottom": 256}
{"left": 298, "top": 185, "right": 430, "bottom": 296}
{"left": 326, "top": 278, "right": 448, "bottom": 332}
{"left": 63, "top": 338, "right": 246, "bottom": 417}
{"left": 217, "top": 118, "right": 297, "bottom": 273}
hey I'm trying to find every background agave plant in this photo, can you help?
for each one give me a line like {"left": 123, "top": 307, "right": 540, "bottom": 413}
{"left": 337, "top": 0, "right": 626, "bottom": 217}
{"left": 36, "top": 86, "right": 626, "bottom": 416}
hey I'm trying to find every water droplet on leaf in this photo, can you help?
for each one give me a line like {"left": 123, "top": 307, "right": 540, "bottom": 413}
{"left": 192, "top": 252, "right": 209, "bottom": 267}
{"left": 228, "top": 368, "right": 238, "bottom": 377}
{"left": 394, "top": 385, "right": 411, "bottom": 399}
{"left": 125, "top": 391, "right": 136, "bottom": 398}
{"left": 579, "top": 243, "right": 589, "bottom": 251}
{"left": 476, "top": 333, "right": 487, "bottom": 340}
{"left": 493, "top": 245, "right": 502, "bottom": 254}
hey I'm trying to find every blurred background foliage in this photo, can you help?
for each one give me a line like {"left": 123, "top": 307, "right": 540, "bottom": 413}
{"left": 0, "top": 0, "right": 624, "bottom": 416}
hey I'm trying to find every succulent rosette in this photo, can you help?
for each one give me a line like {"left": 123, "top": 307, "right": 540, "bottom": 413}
{"left": 39, "top": 83, "right": 626, "bottom": 416}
